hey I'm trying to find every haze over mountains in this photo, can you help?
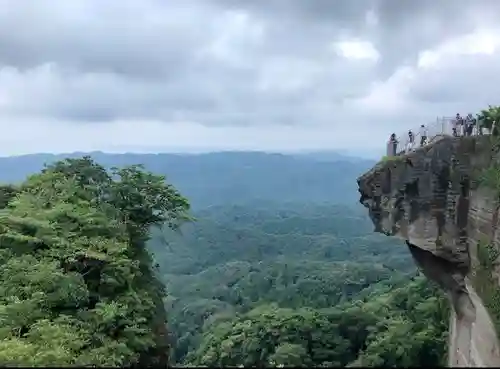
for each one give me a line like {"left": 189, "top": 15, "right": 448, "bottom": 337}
{"left": 0, "top": 150, "right": 374, "bottom": 208}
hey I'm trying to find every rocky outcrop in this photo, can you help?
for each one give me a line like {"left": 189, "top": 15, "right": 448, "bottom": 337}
{"left": 357, "top": 135, "right": 500, "bottom": 367}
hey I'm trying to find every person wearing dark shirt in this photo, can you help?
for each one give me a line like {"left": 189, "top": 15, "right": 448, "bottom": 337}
{"left": 389, "top": 133, "right": 398, "bottom": 156}
{"left": 419, "top": 125, "right": 427, "bottom": 147}
{"left": 465, "top": 113, "right": 474, "bottom": 136}
{"left": 453, "top": 113, "right": 462, "bottom": 137}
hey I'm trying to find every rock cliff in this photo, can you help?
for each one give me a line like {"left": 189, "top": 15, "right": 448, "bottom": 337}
{"left": 357, "top": 135, "right": 500, "bottom": 367}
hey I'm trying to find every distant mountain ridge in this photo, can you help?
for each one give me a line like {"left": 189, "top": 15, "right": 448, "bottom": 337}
{"left": 0, "top": 151, "right": 374, "bottom": 208}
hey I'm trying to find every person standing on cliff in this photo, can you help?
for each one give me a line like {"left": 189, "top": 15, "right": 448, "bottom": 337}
{"left": 389, "top": 133, "right": 398, "bottom": 156}
{"left": 419, "top": 124, "right": 428, "bottom": 147}
{"left": 461, "top": 115, "right": 468, "bottom": 136}
{"left": 453, "top": 113, "right": 462, "bottom": 137}
{"left": 463, "top": 116, "right": 470, "bottom": 136}
{"left": 406, "top": 130, "right": 414, "bottom": 152}
{"left": 465, "top": 113, "right": 475, "bottom": 136}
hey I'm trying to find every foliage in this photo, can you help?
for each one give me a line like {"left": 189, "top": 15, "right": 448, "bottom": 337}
{"left": 0, "top": 185, "right": 19, "bottom": 209}
{"left": 476, "top": 132, "right": 500, "bottom": 195}
{"left": 479, "top": 163, "right": 500, "bottom": 197}
{"left": 0, "top": 152, "right": 450, "bottom": 367}
{"left": 477, "top": 105, "right": 500, "bottom": 133}
{"left": 0, "top": 157, "right": 190, "bottom": 366}
{"left": 381, "top": 155, "right": 404, "bottom": 163}
{"left": 148, "top": 203, "right": 449, "bottom": 366}
{"left": 185, "top": 277, "right": 449, "bottom": 367}
{"left": 473, "top": 241, "right": 500, "bottom": 338}
{"left": 151, "top": 204, "right": 414, "bottom": 275}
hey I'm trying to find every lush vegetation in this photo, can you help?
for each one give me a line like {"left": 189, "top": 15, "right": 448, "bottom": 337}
{"left": 474, "top": 241, "right": 500, "bottom": 336}
{"left": 478, "top": 105, "right": 500, "bottom": 134}
{"left": 186, "top": 277, "right": 448, "bottom": 367}
{"left": 476, "top": 113, "right": 500, "bottom": 340}
{"left": 0, "top": 157, "right": 189, "bottom": 366}
{"left": 0, "top": 152, "right": 450, "bottom": 367}
{"left": 149, "top": 203, "right": 450, "bottom": 367}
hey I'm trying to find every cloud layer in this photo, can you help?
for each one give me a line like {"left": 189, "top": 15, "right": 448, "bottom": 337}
{"left": 0, "top": 0, "right": 500, "bottom": 156}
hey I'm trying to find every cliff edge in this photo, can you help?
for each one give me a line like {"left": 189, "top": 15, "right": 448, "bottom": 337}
{"left": 357, "top": 135, "right": 500, "bottom": 367}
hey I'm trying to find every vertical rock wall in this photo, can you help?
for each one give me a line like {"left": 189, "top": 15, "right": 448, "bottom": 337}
{"left": 357, "top": 136, "right": 500, "bottom": 367}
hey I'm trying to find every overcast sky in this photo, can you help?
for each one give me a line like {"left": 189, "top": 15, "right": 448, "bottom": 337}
{"left": 0, "top": 0, "right": 499, "bottom": 157}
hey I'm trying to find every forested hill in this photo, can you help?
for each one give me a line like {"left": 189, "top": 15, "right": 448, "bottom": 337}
{"left": 150, "top": 202, "right": 449, "bottom": 366}
{"left": 0, "top": 152, "right": 449, "bottom": 367}
{"left": 0, "top": 151, "right": 374, "bottom": 208}
{"left": 0, "top": 157, "right": 191, "bottom": 366}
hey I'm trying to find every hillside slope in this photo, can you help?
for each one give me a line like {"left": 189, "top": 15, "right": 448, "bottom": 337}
{"left": 148, "top": 203, "right": 449, "bottom": 366}
{"left": 0, "top": 157, "right": 189, "bottom": 366}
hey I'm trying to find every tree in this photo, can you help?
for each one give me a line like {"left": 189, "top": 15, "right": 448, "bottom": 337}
{"left": 477, "top": 105, "right": 500, "bottom": 134}
{"left": 0, "top": 157, "right": 191, "bottom": 366}
{"left": 269, "top": 343, "right": 309, "bottom": 367}
{"left": 0, "top": 184, "right": 19, "bottom": 209}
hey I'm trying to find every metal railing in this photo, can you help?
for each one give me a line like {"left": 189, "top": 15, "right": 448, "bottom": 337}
{"left": 386, "top": 116, "right": 488, "bottom": 157}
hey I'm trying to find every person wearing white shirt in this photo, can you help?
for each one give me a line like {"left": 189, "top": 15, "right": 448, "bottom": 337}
{"left": 419, "top": 124, "right": 427, "bottom": 147}
{"left": 406, "top": 130, "right": 414, "bottom": 153}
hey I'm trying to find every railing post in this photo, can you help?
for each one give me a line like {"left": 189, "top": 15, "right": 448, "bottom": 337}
{"left": 388, "top": 114, "right": 455, "bottom": 159}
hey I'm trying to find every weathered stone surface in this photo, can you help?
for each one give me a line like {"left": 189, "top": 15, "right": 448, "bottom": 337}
{"left": 357, "top": 135, "right": 500, "bottom": 367}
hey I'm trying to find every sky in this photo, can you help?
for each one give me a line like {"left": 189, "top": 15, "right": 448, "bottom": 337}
{"left": 1, "top": 0, "right": 500, "bottom": 158}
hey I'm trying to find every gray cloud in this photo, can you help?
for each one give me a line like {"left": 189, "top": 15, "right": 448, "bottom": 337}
{"left": 0, "top": 1, "right": 209, "bottom": 78}
{"left": 0, "top": 0, "right": 499, "bottom": 154}
{"left": 408, "top": 53, "right": 500, "bottom": 112}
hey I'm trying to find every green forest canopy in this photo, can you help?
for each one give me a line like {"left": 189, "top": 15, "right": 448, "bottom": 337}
{"left": 149, "top": 204, "right": 450, "bottom": 366}
{"left": 0, "top": 155, "right": 451, "bottom": 367}
{"left": 0, "top": 157, "right": 190, "bottom": 366}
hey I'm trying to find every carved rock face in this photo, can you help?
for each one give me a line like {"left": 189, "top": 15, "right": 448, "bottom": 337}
{"left": 358, "top": 136, "right": 500, "bottom": 366}
{"left": 357, "top": 137, "right": 476, "bottom": 273}
{"left": 358, "top": 136, "right": 498, "bottom": 316}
